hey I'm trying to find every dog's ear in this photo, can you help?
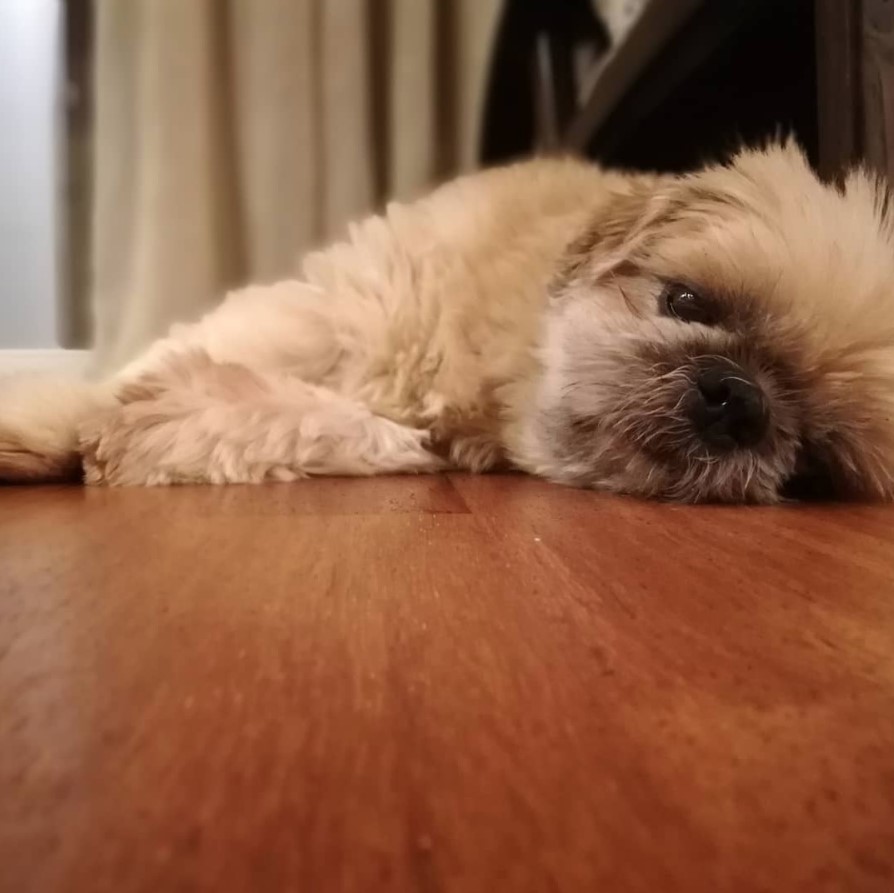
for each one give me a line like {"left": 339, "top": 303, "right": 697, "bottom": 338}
{"left": 552, "top": 174, "right": 678, "bottom": 300}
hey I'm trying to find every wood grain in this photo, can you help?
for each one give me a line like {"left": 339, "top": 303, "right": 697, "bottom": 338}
{"left": 2, "top": 475, "right": 894, "bottom": 893}
{"left": 862, "top": 0, "right": 894, "bottom": 179}
{"left": 816, "top": 0, "right": 863, "bottom": 180}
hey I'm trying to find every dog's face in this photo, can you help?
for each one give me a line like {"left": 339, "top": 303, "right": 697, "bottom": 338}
{"left": 528, "top": 143, "right": 894, "bottom": 502}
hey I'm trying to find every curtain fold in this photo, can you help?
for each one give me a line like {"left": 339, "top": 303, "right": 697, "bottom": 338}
{"left": 88, "top": 0, "right": 501, "bottom": 374}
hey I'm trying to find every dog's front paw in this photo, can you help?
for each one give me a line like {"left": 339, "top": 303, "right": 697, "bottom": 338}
{"left": 79, "top": 404, "right": 176, "bottom": 486}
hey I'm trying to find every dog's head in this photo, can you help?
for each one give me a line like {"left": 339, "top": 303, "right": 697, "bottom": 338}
{"left": 526, "top": 142, "right": 894, "bottom": 502}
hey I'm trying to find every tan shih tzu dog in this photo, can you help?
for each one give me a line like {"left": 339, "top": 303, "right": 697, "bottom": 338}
{"left": 3, "top": 141, "right": 894, "bottom": 502}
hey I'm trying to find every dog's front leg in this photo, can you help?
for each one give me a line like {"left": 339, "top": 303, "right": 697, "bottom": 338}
{"left": 80, "top": 351, "right": 442, "bottom": 486}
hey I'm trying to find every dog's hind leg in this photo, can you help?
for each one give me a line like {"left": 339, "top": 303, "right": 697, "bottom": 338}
{"left": 80, "top": 351, "right": 442, "bottom": 486}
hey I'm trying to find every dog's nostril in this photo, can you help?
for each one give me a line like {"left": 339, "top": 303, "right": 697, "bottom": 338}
{"left": 697, "top": 367, "right": 733, "bottom": 407}
{"left": 693, "top": 365, "right": 769, "bottom": 448}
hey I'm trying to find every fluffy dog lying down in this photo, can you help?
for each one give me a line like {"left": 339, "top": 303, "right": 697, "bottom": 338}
{"left": 3, "top": 142, "right": 894, "bottom": 502}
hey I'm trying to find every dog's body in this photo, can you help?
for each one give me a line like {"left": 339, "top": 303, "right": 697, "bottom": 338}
{"left": 4, "top": 143, "right": 894, "bottom": 502}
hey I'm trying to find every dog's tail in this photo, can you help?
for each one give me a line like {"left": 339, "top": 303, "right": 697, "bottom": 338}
{"left": 0, "top": 374, "right": 111, "bottom": 483}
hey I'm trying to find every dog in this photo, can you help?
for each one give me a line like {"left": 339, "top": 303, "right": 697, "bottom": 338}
{"left": 2, "top": 141, "right": 894, "bottom": 503}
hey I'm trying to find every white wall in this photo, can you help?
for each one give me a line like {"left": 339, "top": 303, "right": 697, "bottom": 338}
{"left": 0, "top": 0, "right": 61, "bottom": 348}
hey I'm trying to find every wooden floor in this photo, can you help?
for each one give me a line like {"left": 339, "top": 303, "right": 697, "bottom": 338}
{"left": 2, "top": 475, "right": 894, "bottom": 893}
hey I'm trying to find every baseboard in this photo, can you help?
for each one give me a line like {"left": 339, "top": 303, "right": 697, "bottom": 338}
{"left": 0, "top": 349, "right": 92, "bottom": 376}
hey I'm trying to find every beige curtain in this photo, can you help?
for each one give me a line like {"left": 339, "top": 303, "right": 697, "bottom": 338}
{"left": 89, "top": 0, "right": 501, "bottom": 374}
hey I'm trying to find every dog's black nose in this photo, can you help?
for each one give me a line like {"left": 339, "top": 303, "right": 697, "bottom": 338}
{"left": 692, "top": 363, "right": 769, "bottom": 448}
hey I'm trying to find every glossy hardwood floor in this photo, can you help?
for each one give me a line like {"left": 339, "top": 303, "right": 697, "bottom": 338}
{"left": 2, "top": 475, "right": 894, "bottom": 893}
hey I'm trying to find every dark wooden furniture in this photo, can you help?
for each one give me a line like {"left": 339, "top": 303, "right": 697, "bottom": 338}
{"left": 481, "top": 0, "right": 609, "bottom": 160}
{"left": 484, "top": 0, "right": 894, "bottom": 183}
{"left": 817, "top": 0, "right": 894, "bottom": 181}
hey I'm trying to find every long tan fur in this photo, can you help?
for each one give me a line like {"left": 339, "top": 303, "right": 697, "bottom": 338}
{"left": 3, "top": 143, "right": 894, "bottom": 502}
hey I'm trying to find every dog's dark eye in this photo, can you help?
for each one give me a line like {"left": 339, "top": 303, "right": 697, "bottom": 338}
{"left": 661, "top": 283, "right": 718, "bottom": 325}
